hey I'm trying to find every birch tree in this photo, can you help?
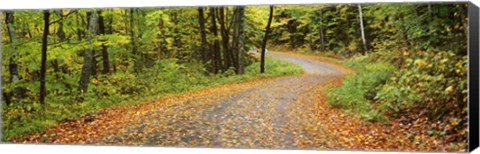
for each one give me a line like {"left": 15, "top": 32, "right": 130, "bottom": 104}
{"left": 358, "top": 4, "right": 368, "bottom": 54}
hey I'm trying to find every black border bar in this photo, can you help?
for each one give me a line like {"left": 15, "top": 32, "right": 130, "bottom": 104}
{"left": 469, "top": 1, "right": 479, "bottom": 152}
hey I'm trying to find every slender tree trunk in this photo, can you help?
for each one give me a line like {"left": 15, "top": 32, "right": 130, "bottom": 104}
{"left": 231, "top": 8, "right": 239, "bottom": 72}
{"left": 5, "top": 12, "right": 21, "bottom": 99}
{"left": 358, "top": 4, "right": 368, "bottom": 54}
{"left": 109, "top": 11, "right": 116, "bottom": 73}
{"left": 86, "top": 12, "right": 98, "bottom": 77}
{"left": 218, "top": 7, "right": 232, "bottom": 70}
{"left": 210, "top": 7, "right": 222, "bottom": 73}
{"left": 53, "top": 10, "right": 66, "bottom": 76}
{"left": 261, "top": 6, "right": 274, "bottom": 73}
{"left": 50, "top": 12, "right": 60, "bottom": 75}
{"left": 129, "top": 9, "right": 139, "bottom": 72}
{"left": 136, "top": 9, "right": 146, "bottom": 66}
{"left": 40, "top": 10, "right": 50, "bottom": 106}
{"left": 319, "top": 8, "right": 325, "bottom": 52}
{"left": 0, "top": 12, "right": 4, "bottom": 139}
{"left": 197, "top": 7, "right": 209, "bottom": 71}
{"left": 171, "top": 11, "right": 181, "bottom": 57}
{"left": 57, "top": 10, "right": 66, "bottom": 41}
{"left": 98, "top": 10, "right": 110, "bottom": 74}
{"left": 232, "top": 7, "right": 245, "bottom": 74}
{"left": 78, "top": 10, "right": 98, "bottom": 93}
{"left": 1, "top": 12, "right": 10, "bottom": 107}
{"left": 309, "top": 33, "right": 314, "bottom": 51}
{"left": 25, "top": 22, "right": 32, "bottom": 39}
{"left": 75, "top": 12, "right": 83, "bottom": 40}
{"left": 157, "top": 16, "right": 165, "bottom": 59}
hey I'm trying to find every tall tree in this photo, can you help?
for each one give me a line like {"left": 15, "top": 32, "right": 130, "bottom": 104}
{"left": 40, "top": 10, "right": 50, "bottom": 105}
{"left": 170, "top": 11, "right": 182, "bottom": 57}
{"left": 78, "top": 10, "right": 98, "bottom": 93}
{"left": 129, "top": 8, "right": 139, "bottom": 72}
{"left": 86, "top": 12, "right": 98, "bottom": 77}
{"left": 357, "top": 4, "right": 368, "bottom": 54}
{"left": 318, "top": 8, "right": 325, "bottom": 52}
{"left": 232, "top": 6, "right": 245, "bottom": 74}
{"left": 260, "top": 6, "right": 274, "bottom": 73}
{"left": 197, "top": 7, "right": 209, "bottom": 71}
{"left": 98, "top": 10, "right": 110, "bottom": 74}
{"left": 218, "top": 7, "right": 232, "bottom": 70}
{"left": 5, "top": 11, "right": 22, "bottom": 101}
{"left": 5, "top": 12, "right": 19, "bottom": 83}
{"left": 0, "top": 11, "right": 3, "bottom": 140}
{"left": 51, "top": 10, "right": 65, "bottom": 76}
{"left": 156, "top": 10, "right": 166, "bottom": 60}
{"left": 209, "top": 7, "right": 222, "bottom": 73}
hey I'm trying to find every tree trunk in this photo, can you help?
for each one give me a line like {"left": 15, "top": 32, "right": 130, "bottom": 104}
{"left": 1, "top": 12, "right": 10, "bottom": 107}
{"left": 78, "top": 10, "right": 98, "bottom": 93}
{"left": 57, "top": 10, "right": 66, "bottom": 41}
{"left": 287, "top": 20, "right": 296, "bottom": 49}
{"left": 358, "top": 4, "right": 368, "bottom": 54}
{"left": 157, "top": 17, "right": 168, "bottom": 59}
{"left": 261, "top": 6, "right": 274, "bottom": 73}
{"left": 5, "top": 11, "right": 22, "bottom": 99}
{"left": 40, "top": 10, "right": 50, "bottom": 106}
{"left": 197, "top": 7, "right": 209, "bottom": 71}
{"left": 218, "top": 7, "right": 232, "bottom": 70}
{"left": 136, "top": 9, "right": 146, "bottom": 66}
{"left": 53, "top": 10, "right": 66, "bottom": 77}
{"left": 232, "top": 7, "right": 245, "bottom": 74}
{"left": 25, "top": 22, "right": 32, "bottom": 39}
{"left": 75, "top": 12, "right": 83, "bottom": 40}
{"left": 319, "top": 8, "right": 325, "bottom": 52}
{"left": 171, "top": 11, "right": 181, "bottom": 57}
{"left": 86, "top": 12, "right": 98, "bottom": 77}
{"left": 129, "top": 9, "right": 139, "bottom": 72}
{"left": 209, "top": 7, "right": 222, "bottom": 73}
{"left": 98, "top": 10, "right": 110, "bottom": 74}
{"left": 109, "top": 11, "right": 116, "bottom": 73}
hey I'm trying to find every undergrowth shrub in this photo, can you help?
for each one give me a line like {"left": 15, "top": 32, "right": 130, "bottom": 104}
{"left": 328, "top": 55, "right": 396, "bottom": 122}
{"left": 375, "top": 51, "right": 467, "bottom": 119}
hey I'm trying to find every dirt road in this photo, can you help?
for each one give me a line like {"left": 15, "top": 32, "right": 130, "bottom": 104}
{"left": 91, "top": 52, "right": 346, "bottom": 149}
{"left": 26, "top": 52, "right": 349, "bottom": 150}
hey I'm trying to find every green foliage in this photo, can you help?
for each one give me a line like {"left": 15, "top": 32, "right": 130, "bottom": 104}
{"left": 375, "top": 51, "right": 467, "bottom": 118}
{"left": 365, "top": 4, "right": 467, "bottom": 55}
{"left": 246, "top": 56, "right": 304, "bottom": 76}
{"left": 328, "top": 56, "right": 396, "bottom": 122}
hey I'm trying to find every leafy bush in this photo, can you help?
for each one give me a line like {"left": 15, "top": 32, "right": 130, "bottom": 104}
{"left": 375, "top": 51, "right": 467, "bottom": 119}
{"left": 329, "top": 50, "right": 467, "bottom": 123}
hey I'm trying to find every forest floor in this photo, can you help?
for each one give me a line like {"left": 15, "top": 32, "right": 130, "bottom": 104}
{"left": 23, "top": 51, "right": 460, "bottom": 152}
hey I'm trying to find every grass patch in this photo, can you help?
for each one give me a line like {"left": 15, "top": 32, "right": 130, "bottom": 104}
{"left": 327, "top": 55, "right": 396, "bottom": 122}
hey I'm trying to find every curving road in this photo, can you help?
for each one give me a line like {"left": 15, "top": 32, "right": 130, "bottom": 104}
{"left": 89, "top": 51, "right": 346, "bottom": 149}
